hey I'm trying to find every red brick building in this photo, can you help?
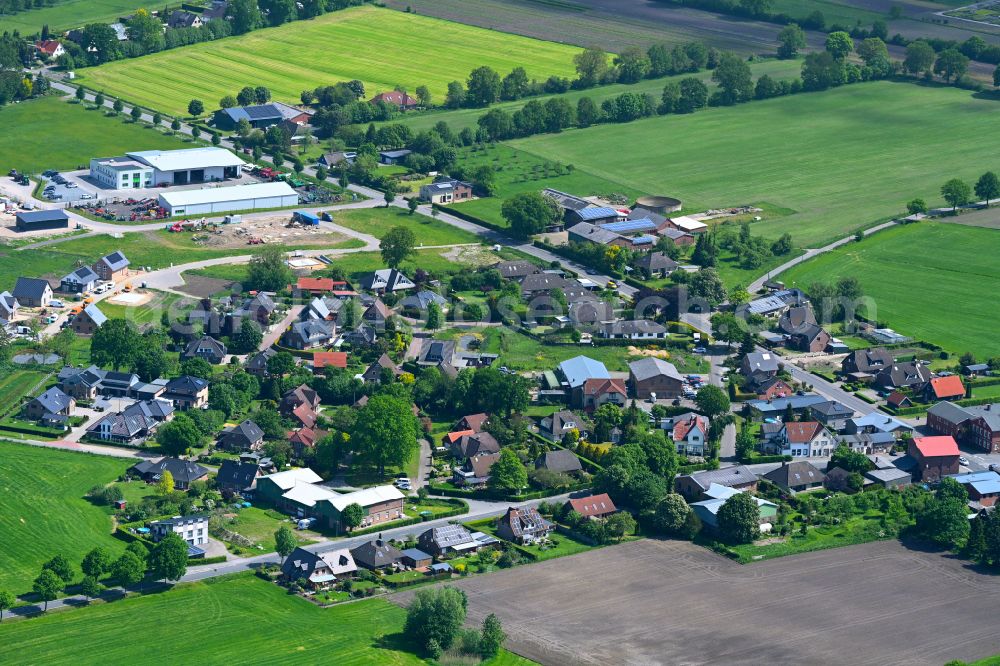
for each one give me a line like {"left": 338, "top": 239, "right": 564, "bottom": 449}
{"left": 908, "top": 436, "right": 961, "bottom": 482}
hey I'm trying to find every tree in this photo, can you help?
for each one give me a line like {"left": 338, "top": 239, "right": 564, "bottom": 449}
{"left": 266, "top": 351, "right": 295, "bottom": 377}
{"left": 711, "top": 312, "right": 747, "bottom": 346}
{"left": 995, "top": 64, "right": 1000, "bottom": 88}
{"left": 254, "top": 86, "right": 271, "bottom": 104}
{"left": 904, "top": 40, "right": 935, "bottom": 75}
{"left": 716, "top": 492, "right": 760, "bottom": 544}
{"left": 653, "top": 494, "right": 691, "bottom": 535}
{"left": 113, "top": 551, "right": 146, "bottom": 595}
{"left": 829, "top": 444, "right": 874, "bottom": 474}
{"left": 404, "top": 587, "right": 468, "bottom": 655}
{"left": 941, "top": 178, "right": 972, "bottom": 212}
{"left": 777, "top": 24, "right": 805, "bottom": 59}
{"left": 171, "top": 118, "right": 182, "bottom": 131}
{"left": 187, "top": 99, "right": 204, "bottom": 116}
{"left": 75, "top": 86, "right": 86, "bottom": 101}
{"left": 573, "top": 46, "right": 609, "bottom": 87}
{"left": 857, "top": 37, "right": 889, "bottom": 68}
{"left": 916, "top": 497, "right": 970, "bottom": 548}
{"left": 466, "top": 66, "right": 502, "bottom": 107}
{"left": 351, "top": 394, "right": 418, "bottom": 475}
{"left": 156, "top": 470, "right": 175, "bottom": 496}
{"left": 220, "top": 94, "right": 237, "bottom": 109}
{"left": 677, "top": 77, "right": 708, "bottom": 113}
{"left": 149, "top": 533, "right": 188, "bottom": 582}
{"left": 43, "top": 554, "right": 74, "bottom": 583}
{"left": 975, "top": 171, "right": 1000, "bottom": 206}
{"left": 233, "top": 318, "right": 263, "bottom": 354}
{"left": 157, "top": 413, "right": 203, "bottom": 457}
{"left": 237, "top": 86, "right": 256, "bottom": 106}
{"left": 445, "top": 81, "right": 466, "bottom": 109}
{"left": 426, "top": 302, "right": 442, "bottom": 330}
{"left": 712, "top": 52, "right": 754, "bottom": 105}
{"left": 489, "top": 448, "right": 528, "bottom": 493}
{"left": 228, "top": 0, "right": 263, "bottom": 34}
{"left": 614, "top": 47, "right": 651, "bottom": 83}
{"left": 688, "top": 268, "right": 727, "bottom": 306}
{"left": 180, "top": 357, "right": 213, "bottom": 380}
{"left": 936, "top": 477, "right": 970, "bottom": 504}
{"left": 81, "top": 547, "right": 113, "bottom": 579}
{"left": 801, "top": 51, "right": 845, "bottom": 91}
{"left": 906, "top": 198, "right": 928, "bottom": 215}
{"left": 247, "top": 245, "right": 292, "bottom": 292}
{"left": 80, "top": 575, "right": 102, "bottom": 603}
{"left": 415, "top": 85, "right": 431, "bottom": 106}
{"left": 380, "top": 226, "right": 417, "bottom": 268}
{"left": 130, "top": 105, "right": 142, "bottom": 122}
{"left": 605, "top": 511, "right": 637, "bottom": 541}
{"left": 0, "top": 589, "right": 13, "bottom": 622}
{"left": 91, "top": 318, "right": 140, "bottom": 370}
{"left": 341, "top": 503, "right": 365, "bottom": 531}
{"left": 934, "top": 48, "right": 969, "bottom": 83}
{"left": 825, "top": 31, "right": 853, "bottom": 60}
{"left": 33, "top": 569, "right": 63, "bottom": 612}
{"left": 480, "top": 613, "right": 506, "bottom": 659}
{"left": 695, "top": 385, "right": 730, "bottom": 420}
{"left": 501, "top": 192, "right": 561, "bottom": 239}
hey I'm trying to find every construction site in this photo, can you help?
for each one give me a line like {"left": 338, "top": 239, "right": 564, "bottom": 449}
{"left": 164, "top": 210, "right": 353, "bottom": 250}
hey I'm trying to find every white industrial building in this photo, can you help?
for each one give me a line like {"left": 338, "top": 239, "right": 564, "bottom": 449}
{"left": 90, "top": 147, "right": 245, "bottom": 190}
{"left": 157, "top": 181, "right": 299, "bottom": 216}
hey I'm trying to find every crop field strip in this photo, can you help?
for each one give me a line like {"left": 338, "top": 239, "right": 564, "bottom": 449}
{"left": 0, "top": 0, "right": 150, "bottom": 34}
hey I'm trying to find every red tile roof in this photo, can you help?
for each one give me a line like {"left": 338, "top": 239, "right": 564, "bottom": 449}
{"left": 582, "top": 377, "right": 627, "bottom": 396}
{"left": 370, "top": 91, "right": 419, "bottom": 106}
{"left": 289, "top": 427, "right": 317, "bottom": 448}
{"left": 886, "top": 391, "right": 911, "bottom": 408}
{"left": 783, "top": 421, "right": 823, "bottom": 443}
{"left": 568, "top": 493, "right": 617, "bottom": 518}
{"left": 673, "top": 414, "right": 708, "bottom": 442}
{"left": 445, "top": 429, "right": 474, "bottom": 444}
{"left": 292, "top": 402, "right": 317, "bottom": 429}
{"left": 297, "top": 277, "right": 345, "bottom": 292}
{"left": 912, "top": 435, "right": 960, "bottom": 458}
{"left": 929, "top": 375, "right": 965, "bottom": 399}
{"left": 35, "top": 40, "right": 62, "bottom": 55}
{"left": 313, "top": 351, "right": 347, "bottom": 369}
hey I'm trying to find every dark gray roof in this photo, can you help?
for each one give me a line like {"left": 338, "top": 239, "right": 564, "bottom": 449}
{"left": 221, "top": 419, "right": 264, "bottom": 448}
{"left": 31, "top": 387, "right": 72, "bottom": 414}
{"left": 183, "top": 336, "right": 227, "bottom": 359}
{"left": 13, "top": 277, "right": 51, "bottom": 301}
{"left": 98, "top": 251, "right": 130, "bottom": 272}
{"left": 601, "top": 320, "right": 666, "bottom": 337}
{"left": 131, "top": 457, "right": 209, "bottom": 484}
{"left": 164, "top": 375, "right": 209, "bottom": 396}
{"left": 420, "top": 524, "right": 473, "bottom": 549}
{"left": 216, "top": 459, "right": 261, "bottom": 490}
{"left": 350, "top": 539, "right": 403, "bottom": 568}
{"left": 683, "top": 465, "right": 757, "bottom": 491}
{"left": 634, "top": 251, "right": 678, "bottom": 273}
{"left": 811, "top": 400, "right": 855, "bottom": 418}
{"left": 629, "top": 357, "right": 682, "bottom": 383}
{"left": 536, "top": 449, "right": 583, "bottom": 473}
{"left": 62, "top": 266, "right": 99, "bottom": 284}
{"left": 763, "top": 461, "right": 826, "bottom": 488}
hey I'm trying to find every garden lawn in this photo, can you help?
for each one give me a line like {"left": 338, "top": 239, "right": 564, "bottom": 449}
{"left": 0, "top": 440, "right": 131, "bottom": 594}
{"left": 781, "top": 221, "right": 1000, "bottom": 357}
{"left": 98, "top": 290, "right": 196, "bottom": 325}
{"left": 328, "top": 208, "right": 481, "bottom": 246}
{"left": 214, "top": 507, "right": 317, "bottom": 555}
{"left": 0, "top": 96, "right": 192, "bottom": 175}
{"left": 0, "top": 370, "right": 49, "bottom": 417}
{"left": 0, "top": 0, "right": 152, "bottom": 34}
{"left": 79, "top": 4, "right": 582, "bottom": 117}
{"left": 507, "top": 81, "right": 1000, "bottom": 248}
{"left": 0, "top": 573, "right": 535, "bottom": 664}
{"left": 722, "top": 511, "right": 890, "bottom": 564}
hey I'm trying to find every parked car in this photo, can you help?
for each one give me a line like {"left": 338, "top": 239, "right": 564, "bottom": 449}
{"left": 959, "top": 456, "right": 969, "bottom": 465}
{"left": 80, "top": 194, "right": 94, "bottom": 200}
{"left": 65, "top": 183, "right": 77, "bottom": 189}
{"left": 693, "top": 346, "right": 707, "bottom": 354}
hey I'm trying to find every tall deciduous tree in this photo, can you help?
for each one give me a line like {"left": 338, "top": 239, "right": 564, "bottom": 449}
{"left": 380, "top": 226, "right": 417, "bottom": 268}
{"left": 274, "top": 525, "right": 297, "bottom": 557}
{"left": 0, "top": 589, "right": 14, "bottom": 622}
{"left": 405, "top": 587, "right": 468, "bottom": 655}
{"left": 90, "top": 318, "right": 140, "bottom": 370}
{"left": 501, "top": 192, "right": 561, "bottom": 239}
{"left": 717, "top": 491, "right": 760, "bottom": 544}
{"left": 825, "top": 31, "right": 853, "bottom": 60}
{"left": 941, "top": 178, "right": 972, "bottom": 211}
{"left": 573, "top": 46, "right": 609, "bottom": 87}
{"left": 341, "top": 503, "right": 365, "bottom": 531}
{"left": 975, "top": 171, "right": 1000, "bottom": 206}
{"left": 351, "top": 394, "right": 418, "bottom": 475}
{"left": 246, "top": 245, "right": 292, "bottom": 292}
{"left": 466, "top": 66, "right": 502, "bottom": 107}
{"left": 33, "top": 569, "right": 63, "bottom": 611}
{"left": 776, "top": 24, "right": 805, "bottom": 59}
{"left": 81, "top": 547, "right": 113, "bottom": 579}
{"left": 488, "top": 448, "right": 528, "bottom": 492}
{"left": 149, "top": 533, "right": 188, "bottom": 582}
{"left": 479, "top": 613, "right": 506, "bottom": 659}
{"left": 113, "top": 550, "right": 146, "bottom": 595}
{"left": 904, "top": 40, "right": 935, "bottom": 75}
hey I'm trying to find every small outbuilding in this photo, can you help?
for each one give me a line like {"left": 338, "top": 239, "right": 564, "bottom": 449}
{"left": 15, "top": 209, "right": 69, "bottom": 232}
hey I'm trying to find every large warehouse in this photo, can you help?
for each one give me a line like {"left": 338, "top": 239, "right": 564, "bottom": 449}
{"left": 157, "top": 182, "right": 298, "bottom": 216}
{"left": 90, "top": 147, "right": 245, "bottom": 190}
{"left": 15, "top": 209, "right": 69, "bottom": 232}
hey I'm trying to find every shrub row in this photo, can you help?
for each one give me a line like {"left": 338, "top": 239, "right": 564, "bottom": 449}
{"left": 191, "top": 555, "right": 228, "bottom": 565}
{"left": 428, "top": 482, "right": 590, "bottom": 501}
{"left": 434, "top": 203, "right": 506, "bottom": 234}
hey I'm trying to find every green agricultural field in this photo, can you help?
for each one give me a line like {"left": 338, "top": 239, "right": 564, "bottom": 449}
{"left": 768, "top": 0, "right": 885, "bottom": 25}
{"left": 80, "top": 4, "right": 582, "bottom": 117}
{"left": 507, "top": 81, "right": 1000, "bottom": 249}
{"left": 327, "top": 207, "right": 482, "bottom": 246}
{"left": 782, "top": 221, "right": 1000, "bottom": 357}
{"left": 0, "top": 441, "right": 131, "bottom": 594}
{"left": 0, "top": 573, "right": 534, "bottom": 665}
{"left": 0, "top": 0, "right": 150, "bottom": 34}
{"left": 0, "top": 96, "right": 194, "bottom": 176}
{"left": 0, "top": 370, "right": 49, "bottom": 417}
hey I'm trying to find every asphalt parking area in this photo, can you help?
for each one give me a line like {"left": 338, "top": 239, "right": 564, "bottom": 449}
{"left": 402, "top": 539, "right": 1000, "bottom": 665}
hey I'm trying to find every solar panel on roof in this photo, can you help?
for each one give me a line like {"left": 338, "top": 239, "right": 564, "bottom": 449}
{"left": 244, "top": 105, "right": 281, "bottom": 120}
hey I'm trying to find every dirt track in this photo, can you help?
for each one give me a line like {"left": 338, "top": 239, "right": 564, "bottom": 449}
{"left": 397, "top": 539, "right": 1000, "bottom": 665}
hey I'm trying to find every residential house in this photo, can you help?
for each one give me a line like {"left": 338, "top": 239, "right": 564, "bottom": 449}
{"left": 886, "top": 391, "right": 912, "bottom": 409}
{"left": 741, "top": 351, "right": 780, "bottom": 386}
{"left": 672, "top": 413, "right": 709, "bottom": 457}
{"left": 810, "top": 400, "right": 856, "bottom": 431}
{"left": 539, "top": 410, "right": 586, "bottom": 441}
{"left": 281, "top": 384, "right": 320, "bottom": 413}
{"left": 401, "top": 548, "right": 432, "bottom": 568}
{"left": 342, "top": 323, "right": 377, "bottom": 348}
{"left": 558, "top": 355, "right": 610, "bottom": 403}
{"left": 845, "top": 412, "right": 913, "bottom": 439}
{"left": 399, "top": 290, "right": 447, "bottom": 313}
{"left": 788, "top": 323, "right": 831, "bottom": 353}
{"left": 837, "top": 431, "right": 897, "bottom": 455}
{"left": 496, "top": 506, "right": 553, "bottom": 544}
{"left": 674, "top": 465, "right": 758, "bottom": 501}
{"left": 741, "top": 289, "right": 807, "bottom": 319}
{"left": 950, "top": 471, "right": 1000, "bottom": 507}
{"left": 362, "top": 354, "right": 400, "bottom": 383}
{"left": 0, "top": 291, "right": 17, "bottom": 324}
{"left": 418, "top": 525, "right": 480, "bottom": 556}
{"left": 363, "top": 298, "right": 391, "bottom": 328}
{"left": 628, "top": 357, "right": 683, "bottom": 399}
{"left": 167, "top": 9, "right": 203, "bottom": 28}
{"left": 763, "top": 461, "right": 826, "bottom": 493}
{"left": 296, "top": 277, "right": 342, "bottom": 295}
{"left": 875, "top": 361, "right": 931, "bottom": 390}
{"left": 756, "top": 377, "right": 795, "bottom": 400}
{"left": 691, "top": 486, "right": 777, "bottom": 533}
{"left": 12, "top": 277, "right": 53, "bottom": 308}
{"left": 214, "top": 102, "right": 312, "bottom": 131}
{"left": 34, "top": 39, "right": 65, "bottom": 60}
{"left": 129, "top": 457, "right": 209, "bottom": 489}
{"left": 359, "top": 269, "right": 415, "bottom": 293}
{"left": 908, "top": 436, "right": 961, "bottom": 482}
{"left": 219, "top": 419, "right": 265, "bottom": 451}
{"left": 455, "top": 413, "right": 489, "bottom": 433}
{"left": 520, "top": 272, "right": 575, "bottom": 297}
{"left": 777, "top": 305, "right": 816, "bottom": 336}
{"left": 351, "top": 538, "right": 404, "bottom": 571}
{"left": 863, "top": 467, "right": 912, "bottom": 490}
{"left": 746, "top": 394, "right": 829, "bottom": 421}
{"left": 312, "top": 485, "right": 406, "bottom": 532}
{"left": 925, "top": 375, "right": 965, "bottom": 402}
{"left": 311, "top": 352, "right": 347, "bottom": 375}
{"left": 566, "top": 493, "right": 617, "bottom": 520}
{"left": 581, "top": 377, "right": 627, "bottom": 410}
{"left": 633, "top": 251, "right": 678, "bottom": 278}
{"left": 493, "top": 260, "right": 540, "bottom": 281}
{"left": 599, "top": 320, "right": 667, "bottom": 340}
{"left": 968, "top": 406, "right": 1000, "bottom": 453}
{"left": 282, "top": 320, "right": 335, "bottom": 350}
{"left": 841, "top": 348, "right": 894, "bottom": 380}
{"left": 24, "top": 387, "right": 74, "bottom": 421}
{"left": 767, "top": 421, "right": 834, "bottom": 458}
{"left": 86, "top": 400, "right": 172, "bottom": 445}
{"left": 379, "top": 149, "right": 412, "bottom": 165}
{"left": 288, "top": 427, "right": 319, "bottom": 456}
{"left": 535, "top": 449, "right": 583, "bottom": 475}
{"left": 453, "top": 452, "right": 500, "bottom": 486}
{"left": 161, "top": 375, "right": 209, "bottom": 410}
{"left": 369, "top": 91, "right": 419, "bottom": 110}
{"left": 182, "top": 336, "right": 227, "bottom": 364}
{"left": 246, "top": 347, "right": 277, "bottom": 377}
{"left": 229, "top": 292, "right": 276, "bottom": 331}
{"left": 216, "top": 459, "right": 263, "bottom": 494}
{"left": 72, "top": 303, "right": 107, "bottom": 335}
{"left": 150, "top": 514, "right": 208, "bottom": 546}
{"left": 281, "top": 547, "right": 357, "bottom": 588}
{"left": 419, "top": 179, "right": 473, "bottom": 204}
{"left": 318, "top": 151, "right": 355, "bottom": 168}
{"left": 92, "top": 251, "right": 130, "bottom": 281}
{"left": 202, "top": 0, "right": 229, "bottom": 19}
{"left": 60, "top": 266, "right": 99, "bottom": 294}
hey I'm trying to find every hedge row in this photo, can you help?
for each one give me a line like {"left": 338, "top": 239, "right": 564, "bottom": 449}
{"left": 740, "top": 454, "right": 793, "bottom": 465}
{"left": 0, "top": 423, "right": 65, "bottom": 438}
{"left": 383, "top": 571, "right": 452, "bottom": 589}
{"left": 434, "top": 203, "right": 506, "bottom": 234}
{"left": 968, "top": 377, "right": 1000, "bottom": 388}
{"left": 346, "top": 500, "right": 469, "bottom": 537}
{"left": 191, "top": 555, "right": 228, "bottom": 565}
{"left": 892, "top": 395, "right": 1000, "bottom": 416}
{"left": 429, "top": 482, "right": 590, "bottom": 501}
{"left": 589, "top": 337, "right": 693, "bottom": 350}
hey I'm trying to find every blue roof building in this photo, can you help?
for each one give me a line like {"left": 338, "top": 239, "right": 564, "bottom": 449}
{"left": 574, "top": 206, "right": 620, "bottom": 222}
{"left": 599, "top": 218, "right": 658, "bottom": 234}
{"left": 558, "top": 355, "right": 610, "bottom": 389}
{"left": 747, "top": 394, "right": 828, "bottom": 417}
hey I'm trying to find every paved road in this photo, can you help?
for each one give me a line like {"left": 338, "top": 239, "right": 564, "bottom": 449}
{"left": 775, "top": 348, "right": 876, "bottom": 415}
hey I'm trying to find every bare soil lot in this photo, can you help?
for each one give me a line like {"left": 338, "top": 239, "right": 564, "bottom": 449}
{"left": 401, "top": 539, "right": 1000, "bottom": 665}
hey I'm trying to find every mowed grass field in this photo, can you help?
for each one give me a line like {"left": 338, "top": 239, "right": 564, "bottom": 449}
{"left": 81, "top": 5, "right": 582, "bottom": 117}
{"left": 508, "top": 81, "right": 1000, "bottom": 248}
{"left": 326, "top": 207, "right": 481, "bottom": 246}
{"left": 782, "top": 221, "right": 1000, "bottom": 356}
{"left": 0, "top": 441, "right": 131, "bottom": 593}
{"left": 0, "top": 0, "right": 148, "bottom": 34}
{"left": 0, "top": 96, "right": 193, "bottom": 175}
{"left": 0, "top": 573, "right": 535, "bottom": 665}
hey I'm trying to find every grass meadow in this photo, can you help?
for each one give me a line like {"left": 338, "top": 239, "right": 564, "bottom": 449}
{"left": 0, "top": 441, "right": 131, "bottom": 594}
{"left": 326, "top": 207, "right": 482, "bottom": 246}
{"left": 79, "top": 4, "right": 582, "bottom": 117}
{"left": 0, "top": 96, "right": 193, "bottom": 176}
{"left": 507, "top": 81, "right": 1000, "bottom": 248}
{"left": 0, "top": 0, "right": 149, "bottom": 34}
{"left": 782, "top": 221, "right": 1000, "bottom": 357}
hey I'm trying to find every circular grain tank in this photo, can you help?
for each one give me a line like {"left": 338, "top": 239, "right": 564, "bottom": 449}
{"left": 635, "top": 195, "right": 682, "bottom": 214}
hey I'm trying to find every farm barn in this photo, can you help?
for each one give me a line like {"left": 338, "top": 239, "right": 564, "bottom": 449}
{"left": 158, "top": 182, "right": 298, "bottom": 216}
